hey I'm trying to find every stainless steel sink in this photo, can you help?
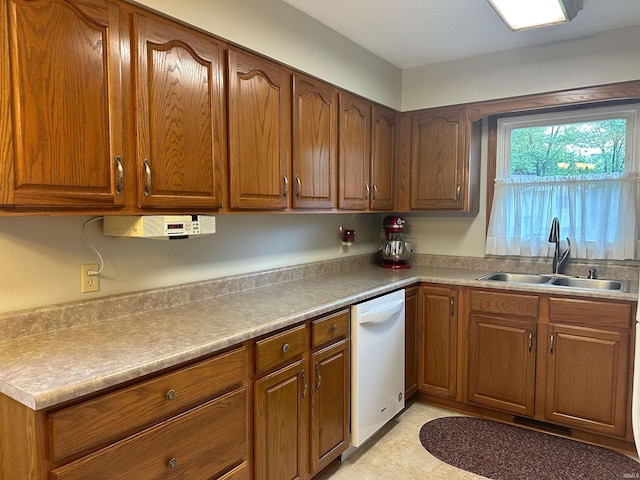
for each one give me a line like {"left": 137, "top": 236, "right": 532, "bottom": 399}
{"left": 476, "top": 271, "right": 628, "bottom": 292}
{"left": 549, "top": 276, "right": 626, "bottom": 291}
{"left": 476, "top": 272, "right": 552, "bottom": 284}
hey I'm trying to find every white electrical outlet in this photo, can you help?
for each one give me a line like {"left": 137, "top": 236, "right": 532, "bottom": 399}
{"left": 81, "top": 263, "right": 100, "bottom": 293}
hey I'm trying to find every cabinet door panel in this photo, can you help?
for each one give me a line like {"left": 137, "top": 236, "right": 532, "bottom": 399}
{"left": 545, "top": 324, "right": 629, "bottom": 436}
{"left": 292, "top": 74, "right": 337, "bottom": 209}
{"left": 370, "top": 105, "right": 396, "bottom": 211}
{"left": 410, "top": 107, "right": 465, "bottom": 210}
{"left": 338, "top": 92, "right": 370, "bottom": 210}
{"left": 228, "top": 48, "right": 290, "bottom": 210}
{"left": 418, "top": 285, "right": 457, "bottom": 398}
{"left": 310, "top": 340, "right": 350, "bottom": 475}
{"left": 2, "top": 0, "right": 124, "bottom": 207}
{"left": 135, "top": 12, "right": 225, "bottom": 208}
{"left": 255, "top": 359, "right": 308, "bottom": 480}
{"left": 467, "top": 314, "right": 536, "bottom": 416}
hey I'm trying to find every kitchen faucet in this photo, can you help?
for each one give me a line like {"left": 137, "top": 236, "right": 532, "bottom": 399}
{"left": 548, "top": 217, "right": 571, "bottom": 274}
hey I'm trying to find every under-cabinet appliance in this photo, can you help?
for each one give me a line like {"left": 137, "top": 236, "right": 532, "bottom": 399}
{"left": 103, "top": 215, "right": 215, "bottom": 239}
{"left": 344, "top": 289, "right": 405, "bottom": 458}
{"left": 379, "top": 215, "right": 411, "bottom": 269}
{"left": 633, "top": 277, "right": 640, "bottom": 458}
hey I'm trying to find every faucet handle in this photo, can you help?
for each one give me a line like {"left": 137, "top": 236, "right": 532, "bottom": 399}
{"left": 588, "top": 267, "right": 599, "bottom": 279}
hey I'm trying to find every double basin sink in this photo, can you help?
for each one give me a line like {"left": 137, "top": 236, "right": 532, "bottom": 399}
{"left": 476, "top": 272, "right": 628, "bottom": 292}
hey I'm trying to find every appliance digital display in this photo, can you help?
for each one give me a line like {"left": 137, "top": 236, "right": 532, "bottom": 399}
{"left": 166, "top": 224, "right": 184, "bottom": 230}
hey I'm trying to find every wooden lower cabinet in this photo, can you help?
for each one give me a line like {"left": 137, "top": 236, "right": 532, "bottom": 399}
{"left": 417, "top": 284, "right": 458, "bottom": 399}
{"left": 310, "top": 339, "right": 350, "bottom": 474}
{"left": 467, "top": 313, "right": 536, "bottom": 416}
{"left": 255, "top": 359, "right": 309, "bottom": 480}
{"left": 254, "top": 309, "right": 350, "bottom": 480}
{"left": 460, "top": 288, "right": 634, "bottom": 444}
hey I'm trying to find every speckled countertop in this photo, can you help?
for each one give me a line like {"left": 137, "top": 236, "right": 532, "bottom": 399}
{"left": 0, "top": 262, "right": 637, "bottom": 411}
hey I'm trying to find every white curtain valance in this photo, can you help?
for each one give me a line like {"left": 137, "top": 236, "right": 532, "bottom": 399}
{"left": 485, "top": 172, "right": 640, "bottom": 260}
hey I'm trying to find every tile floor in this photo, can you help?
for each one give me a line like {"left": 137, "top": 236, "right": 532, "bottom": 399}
{"left": 316, "top": 400, "right": 488, "bottom": 479}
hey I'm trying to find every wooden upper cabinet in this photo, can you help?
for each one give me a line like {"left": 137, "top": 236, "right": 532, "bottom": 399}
{"left": 292, "top": 74, "right": 337, "bottom": 209}
{"left": 370, "top": 105, "right": 396, "bottom": 211}
{"left": 1, "top": 0, "right": 125, "bottom": 208}
{"left": 338, "top": 92, "right": 371, "bottom": 210}
{"left": 133, "top": 12, "right": 225, "bottom": 209}
{"left": 228, "top": 48, "right": 291, "bottom": 210}
{"left": 410, "top": 105, "right": 467, "bottom": 211}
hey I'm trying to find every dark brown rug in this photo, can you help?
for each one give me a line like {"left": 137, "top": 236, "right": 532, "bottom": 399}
{"left": 419, "top": 416, "right": 640, "bottom": 480}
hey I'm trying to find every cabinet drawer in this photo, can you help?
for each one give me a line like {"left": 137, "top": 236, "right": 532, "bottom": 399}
{"left": 312, "top": 309, "right": 349, "bottom": 348}
{"left": 549, "top": 297, "right": 632, "bottom": 328}
{"left": 49, "top": 346, "right": 247, "bottom": 463}
{"left": 469, "top": 290, "right": 539, "bottom": 318}
{"left": 255, "top": 324, "right": 307, "bottom": 375}
{"left": 50, "top": 388, "right": 248, "bottom": 480}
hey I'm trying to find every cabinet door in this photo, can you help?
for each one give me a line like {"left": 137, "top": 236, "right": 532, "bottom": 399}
{"left": 255, "top": 359, "right": 309, "bottom": 480}
{"left": 370, "top": 105, "right": 396, "bottom": 211}
{"left": 410, "top": 106, "right": 466, "bottom": 210}
{"left": 545, "top": 323, "right": 629, "bottom": 436}
{"left": 134, "top": 12, "right": 225, "bottom": 209}
{"left": 1, "top": 0, "right": 125, "bottom": 208}
{"left": 418, "top": 285, "right": 457, "bottom": 399}
{"left": 228, "top": 48, "right": 290, "bottom": 210}
{"left": 310, "top": 339, "right": 349, "bottom": 475}
{"left": 292, "top": 74, "right": 337, "bottom": 209}
{"left": 404, "top": 286, "right": 419, "bottom": 399}
{"left": 467, "top": 313, "right": 536, "bottom": 416}
{"left": 338, "top": 92, "right": 371, "bottom": 210}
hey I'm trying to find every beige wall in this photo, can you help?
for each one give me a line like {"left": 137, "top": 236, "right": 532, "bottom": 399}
{"left": 401, "top": 26, "right": 640, "bottom": 258}
{"left": 134, "top": 0, "right": 403, "bottom": 109}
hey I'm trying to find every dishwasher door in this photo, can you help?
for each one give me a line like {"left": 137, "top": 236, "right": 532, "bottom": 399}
{"left": 350, "top": 289, "right": 405, "bottom": 448}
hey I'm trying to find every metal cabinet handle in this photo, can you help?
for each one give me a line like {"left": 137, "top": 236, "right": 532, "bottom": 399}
{"left": 456, "top": 183, "right": 462, "bottom": 200}
{"left": 550, "top": 331, "right": 555, "bottom": 354}
{"left": 282, "top": 343, "right": 289, "bottom": 353}
{"left": 143, "top": 158, "right": 152, "bottom": 197}
{"left": 372, "top": 184, "right": 378, "bottom": 202}
{"left": 365, "top": 182, "right": 370, "bottom": 200}
{"left": 315, "top": 362, "right": 322, "bottom": 391}
{"left": 450, "top": 296, "right": 455, "bottom": 316}
{"left": 115, "top": 155, "right": 123, "bottom": 196}
{"left": 331, "top": 324, "right": 337, "bottom": 333}
{"left": 166, "top": 389, "right": 175, "bottom": 400}
{"left": 168, "top": 458, "right": 177, "bottom": 469}
{"left": 283, "top": 175, "right": 289, "bottom": 199}
{"left": 301, "top": 369, "right": 307, "bottom": 400}
{"left": 528, "top": 331, "right": 533, "bottom": 352}
{"left": 295, "top": 175, "right": 301, "bottom": 199}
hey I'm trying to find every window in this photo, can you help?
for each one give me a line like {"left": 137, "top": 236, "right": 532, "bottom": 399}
{"left": 486, "top": 103, "right": 640, "bottom": 260}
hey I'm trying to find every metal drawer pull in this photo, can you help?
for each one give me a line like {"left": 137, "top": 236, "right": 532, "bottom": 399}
{"left": 456, "top": 183, "right": 461, "bottom": 200}
{"left": 283, "top": 175, "right": 289, "bottom": 199}
{"left": 143, "top": 158, "right": 152, "bottom": 197}
{"left": 528, "top": 330, "right": 533, "bottom": 352}
{"left": 331, "top": 324, "right": 337, "bottom": 333}
{"left": 365, "top": 182, "right": 370, "bottom": 200}
{"left": 550, "top": 332, "right": 555, "bottom": 354}
{"left": 166, "top": 389, "right": 175, "bottom": 400}
{"left": 115, "top": 155, "right": 123, "bottom": 195}
{"left": 168, "top": 458, "right": 177, "bottom": 469}
{"left": 372, "top": 184, "right": 378, "bottom": 202}
{"left": 282, "top": 343, "right": 289, "bottom": 353}
{"left": 301, "top": 369, "right": 307, "bottom": 400}
{"left": 315, "top": 362, "right": 322, "bottom": 391}
{"left": 296, "top": 175, "right": 301, "bottom": 199}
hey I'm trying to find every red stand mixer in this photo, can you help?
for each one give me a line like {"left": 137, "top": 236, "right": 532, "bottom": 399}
{"left": 379, "top": 215, "right": 412, "bottom": 269}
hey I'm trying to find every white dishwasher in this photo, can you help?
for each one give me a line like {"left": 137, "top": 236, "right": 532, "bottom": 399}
{"left": 347, "top": 289, "right": 405, "bottom": 456}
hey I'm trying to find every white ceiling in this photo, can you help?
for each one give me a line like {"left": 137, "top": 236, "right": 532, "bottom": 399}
{"left": 280, "top": 0, "right": 640, "bottom": 69}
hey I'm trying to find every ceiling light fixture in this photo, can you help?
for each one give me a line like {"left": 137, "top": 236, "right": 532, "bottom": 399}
{"left": 488, "top": 0, "right": 583, "bottom": 31}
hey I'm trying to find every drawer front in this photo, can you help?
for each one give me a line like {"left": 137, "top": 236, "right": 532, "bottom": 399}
{"left": 469, "top": 290, "right": 539, "bottom": 318}
{"left": 312, "top": 309, "right": 349, "bottom": 349}
{"left": 49, "top": 346, "right": 247, "bottom": 463}
{"left": 51, "top": 388, "right": 248, "bottom": 480}
{"left": 549, "top": 297, "right": 632, "bottom": 328}
{"left": 255, "top": 324, "right": 307, "bottom": 375}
